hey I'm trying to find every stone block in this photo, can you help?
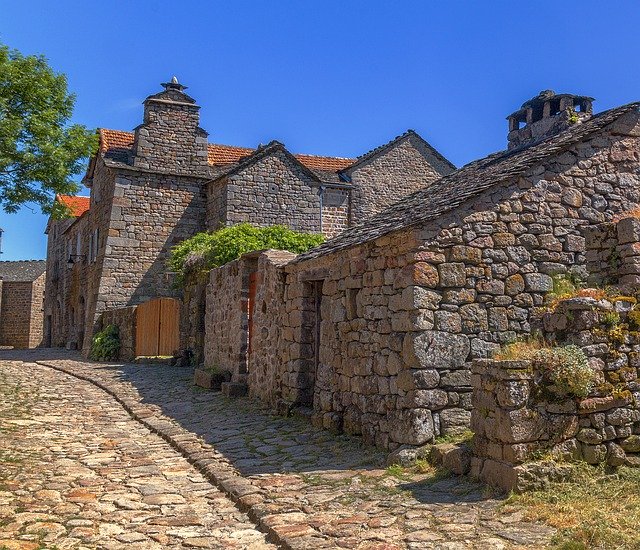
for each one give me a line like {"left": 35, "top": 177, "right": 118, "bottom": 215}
{"left": 617, "top": 217, "right": 640, "bottom": 244}
{"left": 459, "top": 303, "right": 489, "bottom": 333}
{"left": 385, "top": 444, "right": 432, "bottom": 467}
{"left": 434, "top": 310, "right": 462, "bottom": 332}
{"left": 523, "top": 273, "right": 553, "bottom": 292}
{"left": 439, "top": 408, "right": 472, "bottom": 434}
{"left": 396, "top": 369, "right": 440, "bottom": 391}
{"left": 402, "top": 331, "right": 470, "bottom": 370}
{"left": 439, "top": 369, "right": 471, "bottom": 390}
{"left": 388, "top": 408, "right": 434, "bottom": 445}
{"left": 581, "top": 443, "right": 607, "bottom": 464}
{"left": 495, "top": 380, "right": 530, "bottom": 408}
{"left": 449, "top": 245, "right": 482, "bottom": 264}
{"left": 438, "top": 263, "right": 467, "bottom": 287}
{"left": 431, "top": 443, "right": 472, "bottom": 474}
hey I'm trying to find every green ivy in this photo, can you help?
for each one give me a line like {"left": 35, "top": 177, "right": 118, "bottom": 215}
{"left": 90, "top": 324, "right": 121, "bottom": 361}
{"left": 168, "top": 223, "right": 324, "bottom": 286}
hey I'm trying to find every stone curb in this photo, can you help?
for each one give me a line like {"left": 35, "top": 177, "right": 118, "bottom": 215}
{"left": 35, "top": 360, "right": 329, "bottom": 549}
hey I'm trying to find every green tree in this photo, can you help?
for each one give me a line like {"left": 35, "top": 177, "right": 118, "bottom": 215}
{"left": 0, "top": 43, "right": 97, "bottom": 215}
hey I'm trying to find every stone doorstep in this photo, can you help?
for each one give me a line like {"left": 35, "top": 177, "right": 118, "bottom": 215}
{"left": 429, "top": 442, "right": 472, "bottom": 475}
{"left": 33, "top": 360, "right": 307, "bottom": 549}
{"left": 386, "top": 441, "right": 472, "bottom": 476}
{"left": 193, "top": 367, "right": 228, "bottom": 391}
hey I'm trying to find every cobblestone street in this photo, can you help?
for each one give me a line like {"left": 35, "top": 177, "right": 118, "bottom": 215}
{"left": 0, "top": 350, "right": 555, "bottom": 549}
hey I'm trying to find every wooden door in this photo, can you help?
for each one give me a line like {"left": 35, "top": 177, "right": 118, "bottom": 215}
{"left": 135, "top": 298, "right": 180, "bottom": 357}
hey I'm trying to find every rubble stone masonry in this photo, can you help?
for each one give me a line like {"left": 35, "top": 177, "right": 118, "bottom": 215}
{"left": 203, "top": 109, "right": 640, "bottom": 450}
{"left": 0, "top": 272, "right": 45, "bottom": 349}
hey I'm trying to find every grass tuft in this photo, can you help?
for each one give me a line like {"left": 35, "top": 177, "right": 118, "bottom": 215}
{"left": 506, "top": 464, "right": 640, "bottom": 549}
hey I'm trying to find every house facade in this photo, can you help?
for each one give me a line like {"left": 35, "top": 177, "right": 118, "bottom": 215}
{"left": 44, "top": 78, "right": 454, "bottom": 351}
{"left": 203, "top": 92, "right": 640, "bottom": 449}
{"left": 0, "top": 260, "right": 46, "bottom": 349}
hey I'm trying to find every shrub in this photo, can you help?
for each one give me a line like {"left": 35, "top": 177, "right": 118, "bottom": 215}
{"left": 90, "top": 324, "right": 120, "bottom": 361}
{"left": 168, "top": 223, "right": 324, "bottom": 285}
{"left": 533, "top": 345, "right": 596, "bottom": 399}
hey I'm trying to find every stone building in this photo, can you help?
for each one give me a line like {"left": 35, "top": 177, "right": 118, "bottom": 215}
{"left": 0, "top": 260, "right": 46, "bottom": 349}
{"left": 204, "top": 91, "right": 640, "bottom": 450}
{"left": 44, "top": 78, "right": 454, "bottom": 352}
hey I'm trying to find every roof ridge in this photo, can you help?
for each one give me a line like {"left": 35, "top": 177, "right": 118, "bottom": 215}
{"left": 353, "top": 129, "right": 415, "bottom": 162}
{"left": 98, "top": 127, "right": 353, "bottom": 163}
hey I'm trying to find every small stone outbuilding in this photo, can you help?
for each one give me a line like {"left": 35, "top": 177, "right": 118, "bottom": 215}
{"left": 204, "top": 92, "right": 640, "bottom": 450}
{"left": 0, "top": 260, "right": 46, "bottom": 349}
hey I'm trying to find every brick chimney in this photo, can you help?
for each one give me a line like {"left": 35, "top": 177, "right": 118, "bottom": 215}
{"left": 132, "top": 77, "right": 209, "bottom": 174}
{"left": 507, "top": 90, "right": 594, "bottom": 150}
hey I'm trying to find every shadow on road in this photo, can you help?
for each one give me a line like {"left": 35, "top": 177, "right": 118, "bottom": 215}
{"left": 0, "top": 348, "right": 494, "bottom": 506}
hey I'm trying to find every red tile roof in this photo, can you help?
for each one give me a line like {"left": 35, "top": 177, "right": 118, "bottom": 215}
{"left": 57, "top": 194, "right": 90, "bottom": 217}
{"left": 99, "top": 129, "right": 354, "bottom": 172}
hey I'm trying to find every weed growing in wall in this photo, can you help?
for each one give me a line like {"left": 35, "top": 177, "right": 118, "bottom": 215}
{"left": 533, "top": 345, "right": 595, "bottom": 399}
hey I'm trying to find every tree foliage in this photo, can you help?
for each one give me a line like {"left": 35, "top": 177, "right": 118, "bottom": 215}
{"left": 168, "top": 223, "right": 325, "bottom": 285}
{"left": 0, "top": 43, "right": 97, "bottom": 214}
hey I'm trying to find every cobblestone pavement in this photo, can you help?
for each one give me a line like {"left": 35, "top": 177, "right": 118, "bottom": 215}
{"left": 0, "top": 350, "right": 556, "bottom": 549}
{"left": 0, "top": 359, "right": 274, "bottom": 549}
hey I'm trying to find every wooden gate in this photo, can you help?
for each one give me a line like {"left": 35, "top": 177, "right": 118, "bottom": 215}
{"left": 135, "top": 298, "right": 180, "bottom": 357}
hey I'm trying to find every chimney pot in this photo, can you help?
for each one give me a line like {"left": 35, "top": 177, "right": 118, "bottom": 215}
{"left": 507, "top": 90, "right": 594, "bottom": 149}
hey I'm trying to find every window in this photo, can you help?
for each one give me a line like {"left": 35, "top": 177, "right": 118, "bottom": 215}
{"left": 88, "top": 228, "right": 99, "bottom": 263}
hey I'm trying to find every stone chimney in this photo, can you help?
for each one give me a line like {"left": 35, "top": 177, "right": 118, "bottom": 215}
{"left": 506, "top": 90, "right": 594, "bottom": 150}
{"left": 132, "top": 77, "right": 209, "bottom": 174}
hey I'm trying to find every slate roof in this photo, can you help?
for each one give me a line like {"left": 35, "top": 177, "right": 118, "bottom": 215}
{"left": 294, "top": 102, "right": 640, "bottom": 263}
{"left": 57, "top": 195, "right": 90, "bottom": 217}
{"left": 0, "top": 260, "right": 46, "bottom": 282}
{"left": 98, "top": 129, "right": 354, "bottom": 173}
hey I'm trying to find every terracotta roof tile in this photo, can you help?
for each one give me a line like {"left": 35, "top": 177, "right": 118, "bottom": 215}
{"left": 57, "top": 195, "right": 90, "bottom": 217}
{"left": 207, "top": 143, "right": 254, "bottom": 165}
{"left": 98, "top": 129, "right": 354, "bottom": 172}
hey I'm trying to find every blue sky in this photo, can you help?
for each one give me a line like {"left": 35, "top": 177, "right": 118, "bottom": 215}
{"left": 1, "top": 0, "right": 640, "bottom": 260}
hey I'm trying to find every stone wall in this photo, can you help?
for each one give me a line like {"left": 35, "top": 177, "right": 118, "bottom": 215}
{"left": 585, "top": 216, "right": 640, "bottom": 288}
{"left": 207, "top": 149, "right": 324, "bottom": 234}
{"left": 29, "top": 273, "right": 45, "bottom": 348}
{"left": 348, "top": 133, "right": 454, "bottom": 225}
{"left": 471, "top": 293, "right": 640, "bottom": 490}
{"left": 0, "top": 274, "right": 45, "bottom": 349}
{"left": 180, "top": 276, "right": 208, "bottom": 366}
{"left": 205, "top": 110, "right": 640, "bottom": 452}
{"left": 98, "top": 305, "right": 137, "bottom": 361}
{"left": 132, "top": 84, "right": 209, "bottom": 175}
{"left": 204, "top": 257, "right": 253, "bottom": 381}
{"left": 321, "top": 188, "right": 350, "bottom": 239}
{"left": 0, "top": 281, "right": 33, "bottom": 348}
{"left": 246, "top": 251, "right": 297, "bottom": 406}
